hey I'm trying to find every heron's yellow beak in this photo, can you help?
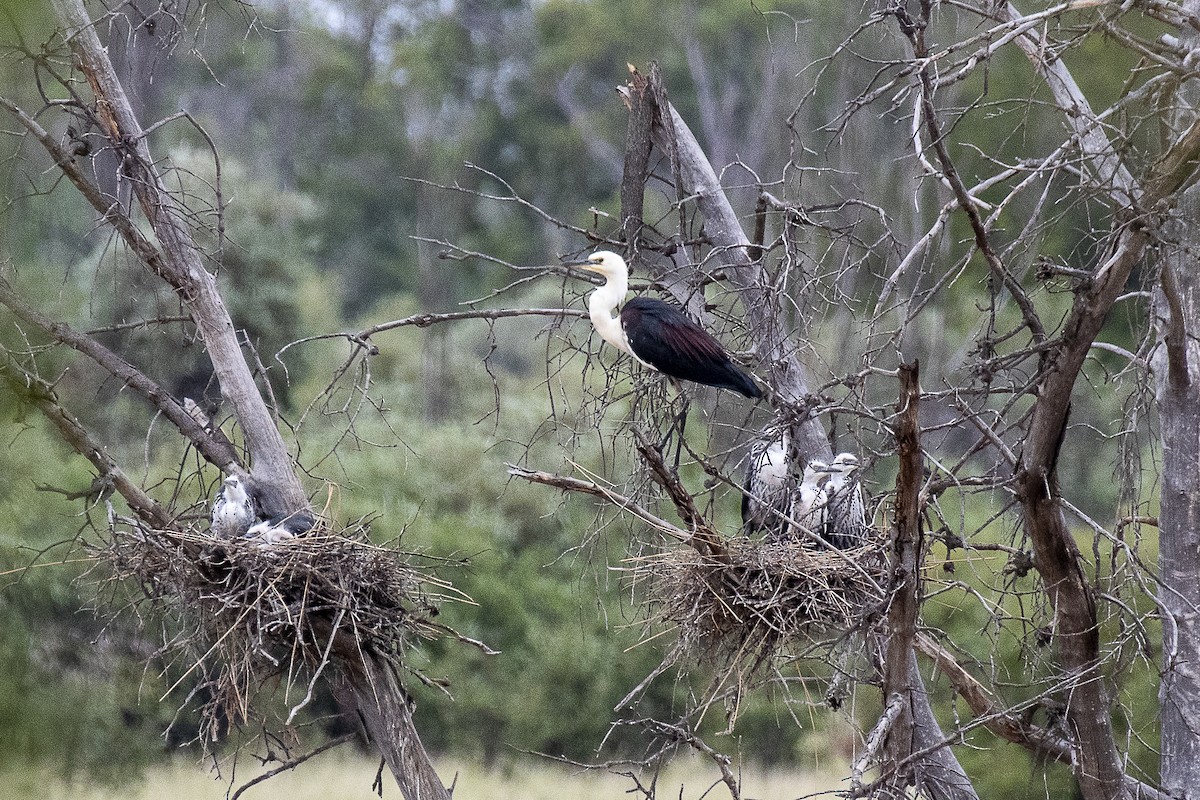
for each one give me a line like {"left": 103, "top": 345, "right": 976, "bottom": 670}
{"left": 568, "top": 258, "right": 604, "bottom": 274}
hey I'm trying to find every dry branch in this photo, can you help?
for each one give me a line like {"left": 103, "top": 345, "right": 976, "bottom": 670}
{"left": 895, "top": 4, "right": 1046, "bottom": 345}
{"left": 870, "top": 360, "right": 982, "bottom": 800}
{"left": 1000, "top": 1, "right": 1137, "bottom": 201}
{"left": 50, "top": 0, "right": 305, "bottom": 515}
{"left": 6, "top": 361, "right": 172, "bottom": 528}
{"left": 0, "top": 275, "right": 240, "bottom": 471}
{"left": 507, "top": 464, "right": 695, "bottom": 544}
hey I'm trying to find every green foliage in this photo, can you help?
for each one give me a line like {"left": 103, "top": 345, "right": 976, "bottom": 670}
{"left": 0, "top": 418, "right": 165, "bottom": 780}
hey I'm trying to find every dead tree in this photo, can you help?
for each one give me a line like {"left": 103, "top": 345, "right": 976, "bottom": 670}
{"left": 1154, "top": 2, "right": 1200, "bottom": 795}
{"left": 0, "top": 3, "right": 455, "bottom": 798}
{"left": 517, "top": 0, "right": 1200, "bottom": 791}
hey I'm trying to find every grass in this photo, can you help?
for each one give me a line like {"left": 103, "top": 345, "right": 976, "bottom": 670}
{"left": 12, "top": 752, "right": 849, "bottom": 799}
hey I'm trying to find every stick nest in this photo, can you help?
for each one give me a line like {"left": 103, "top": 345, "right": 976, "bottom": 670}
{"left": 640, "top": 536, "right": 887, "bottom": 667}
{"left": 96, "top": 516, "right": 464, "bottom": 742}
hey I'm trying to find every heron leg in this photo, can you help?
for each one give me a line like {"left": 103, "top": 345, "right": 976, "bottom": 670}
{"left": 671, "top": 402, "right": 689, "bottom": 471}
{"left": 655, "top": 391, "right": 690, "bottom": 471}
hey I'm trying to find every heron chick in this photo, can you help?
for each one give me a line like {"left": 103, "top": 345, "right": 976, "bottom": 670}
{"left": 823, "top": 452, "right": 868, "bottom": 549}
{"left": 795, "top": 459, "right": 832, "bottom": 540}
{"left": 741, "top": 435, "right": 791, "bottom": 536}
{"left": 246, "top": 510, "right": 316, "bottom": 546}
{"left": 210, "top": 475, "right": 256, "bottom": 538}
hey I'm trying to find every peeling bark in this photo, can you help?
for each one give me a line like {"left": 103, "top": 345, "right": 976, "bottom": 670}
{"left": 877, "top": 362, "right": 979, "bottom": 800}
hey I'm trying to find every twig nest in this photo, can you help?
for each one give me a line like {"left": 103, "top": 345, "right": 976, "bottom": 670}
{"left": 96, "top": 517, "right": 465, "bottom": 743}
{"left": 640, "top": 535, "right": 888, "bottom": 666}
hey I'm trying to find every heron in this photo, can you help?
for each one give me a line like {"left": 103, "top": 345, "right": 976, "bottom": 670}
{"left": 741, "top": 435, "right": 790, "bottom": 536}
{"left": 795, "top": 459, "right": 832, "bottom": 540}
{"left": 573, "top": 250, "right": 762, "bottom": 462}
{"left": 823, "top": 452, "right": 868, "bottom": 549}
{"left": 210, "top": 475, "right": 255, "bottom": 538}
{"left": 572, "top": 251, "right": 763, "bottom": 398}
{"left": 246, "top": 510, "right": 316, "bottom": 546}
{"left": 741, "top": 430, "right": 838, "bottom": 541}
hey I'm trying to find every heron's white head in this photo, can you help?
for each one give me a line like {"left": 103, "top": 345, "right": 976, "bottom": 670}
{"left": 830, "top": 452, "right": 860, "bottom": 475}
{"left": 802, "top": 460, "right": 831, "bottom": 486}
{"left": 223, "top": 475, "right": 249, "bottom": 503}
{"left": 576, "top": 250, "right": 628, "bottom": 281}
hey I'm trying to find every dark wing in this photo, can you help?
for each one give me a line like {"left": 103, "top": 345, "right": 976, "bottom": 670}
{"left": 274, "top": 510, "right": 316, "bottom": 535}
{"left": 741, "top": 465, "right": 764, "bottom": 533}
{"left": 621, "top": 298, "right": 762, "bottom": 398}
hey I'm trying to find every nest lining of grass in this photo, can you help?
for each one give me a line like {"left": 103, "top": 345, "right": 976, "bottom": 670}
{"left": 95, "top": 516, "right": 468, "bottom": 742}
{"left": 638, "top": 535, "right": 888, "bottom": 669}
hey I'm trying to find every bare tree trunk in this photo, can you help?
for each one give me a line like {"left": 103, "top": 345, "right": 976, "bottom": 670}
{"left": 1155, "top": 3, "right": 1200, "bottom": 789}
{"left": 1155, "top": 261, "right": 1200, "bottom": 788}
{"left": 333, "top": 656, "right": 453, "bottom": 800}
{"left": 50, "top": 0, "right": 306, "bottom": 517}
{"left": 876, "top": 362, "right": 979, "bottom": 800}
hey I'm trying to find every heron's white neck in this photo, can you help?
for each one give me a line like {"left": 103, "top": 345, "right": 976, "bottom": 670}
{"left": 225, "top": 481, "right": 249, "bottom": 505}
{"left": 588, "top": 272, "right": 635, "bottom": 357}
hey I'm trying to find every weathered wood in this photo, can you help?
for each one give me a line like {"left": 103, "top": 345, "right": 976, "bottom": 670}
{"left": 333, "top": 656, "right": 453, "bottom": 800}
{"left": 51, "top": 0, "right": 306, "bottom": 517}
{"left": 886, "top": 362, "right": 923, "bottom": 694}
{"left": 619, "top": 63, "right": 654, "bottom": 253}
{"left": 1155, "top": 3, "right": 1200, "bottom": 792}
{"left": 876, "top": 362, "right": 980, "bottom": 800}
{"left": 637, "top": 69, "right": 831, "bottom": 463}
{"left": 1156, "top": 234, "right": 1200, "bottom": 799}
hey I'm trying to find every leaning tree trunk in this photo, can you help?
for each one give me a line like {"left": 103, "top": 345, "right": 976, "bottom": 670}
{"left": 48, "top": 0, "right": 305, "bottom": 516}
{"left": 40, "top": 3, "right": 452, "bottom": 798}
{"left": 1155, "top": 3, "right": 1200, "bottom": 789}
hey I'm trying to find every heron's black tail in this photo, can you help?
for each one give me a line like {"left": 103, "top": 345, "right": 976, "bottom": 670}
{"left": 718, "top": 363, "right": 763, "bottom": 398}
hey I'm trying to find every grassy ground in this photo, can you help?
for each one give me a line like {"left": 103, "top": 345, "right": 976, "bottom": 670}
{"left": 16, "top": 753, "right": 848, "bottom": 800}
